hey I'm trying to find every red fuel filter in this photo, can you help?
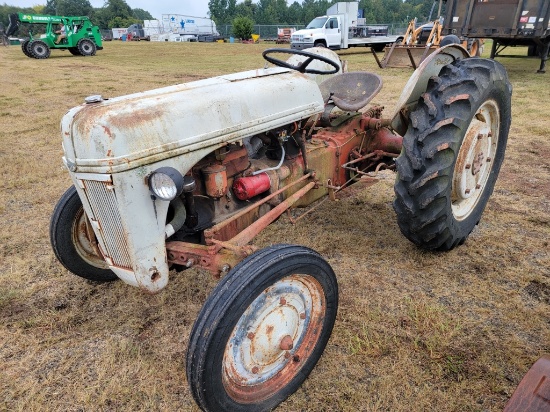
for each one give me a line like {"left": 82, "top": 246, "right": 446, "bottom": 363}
{"left": 232, "top": 173, "right": 271, "bottom": 200}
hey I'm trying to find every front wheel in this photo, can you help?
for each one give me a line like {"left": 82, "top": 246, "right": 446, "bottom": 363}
{"left": 77, "top": 38, "right": 96, "bottom": 56}
{"left": 29, "top": 40, "right": 50, "bottom": 59}
{"left": 50, "top": 186, "right": 118, "bottom": 282}
{"left": 186, "top": 244, "right": 338, "bottom": 412}
{"left": 393, "top": 58, "right": 512, "bottom": 250}
{"left": 21, "top": 39, "right": 33, "bottom": 58}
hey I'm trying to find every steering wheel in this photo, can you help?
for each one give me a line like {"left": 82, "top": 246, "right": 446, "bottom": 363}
{"left": 262, "top": 48, "right": 339, "bottom": 75}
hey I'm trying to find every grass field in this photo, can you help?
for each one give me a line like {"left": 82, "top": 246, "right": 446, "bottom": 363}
{"left": 0, "top": 40, "right": 549, "bottom": 411}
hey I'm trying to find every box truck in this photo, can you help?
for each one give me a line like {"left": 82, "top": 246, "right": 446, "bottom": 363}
{"left": 291, "top": 2, "right": 402, "bottom": 51}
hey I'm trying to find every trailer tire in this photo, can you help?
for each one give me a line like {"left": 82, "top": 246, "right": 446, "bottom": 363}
{"left": 77, "top": 38, "right": 96, "bottom": 56}
{"left": 393, "top": 58, "right": 511, "bottom": 251}
{"left": 187, "top": 244, "right": 338, "bottom": 412}
{"left": 50, "top": 186, "right": 118, "bottom": 282}
{"left": 29, "top": 40, "right": 50, "bottom": 59}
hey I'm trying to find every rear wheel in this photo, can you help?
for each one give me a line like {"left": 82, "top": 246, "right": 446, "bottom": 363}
{"left": 77, "top": 38, "right": 96, "bottom": 56}
{"left": 29, "top": 40, "right": 50, "bottom": 59}
{"left": 187, "top": 244, "right": 338, "bottom": 412}
{"left": 21, "top": 39, "right": 32, "bottom": 58}
{"left": 393, "top": 58, "right": 511, "bottom": 250}
{"left": 50, "top": 186, "right": 118, "bottom": 282}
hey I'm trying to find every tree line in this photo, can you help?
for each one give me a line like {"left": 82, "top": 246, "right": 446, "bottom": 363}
{"left": 208, "top": 0, "right": 440, "bottom": 26}
{"left": 0, "top": 0, "right": 153, "bottom": 32}
{"left": 2, "top": 0, "right": 440, "bottom": 33}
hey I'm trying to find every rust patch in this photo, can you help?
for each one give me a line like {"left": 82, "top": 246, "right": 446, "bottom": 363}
{"left": 445, "top": 94, "right": 470, "bottom": 105}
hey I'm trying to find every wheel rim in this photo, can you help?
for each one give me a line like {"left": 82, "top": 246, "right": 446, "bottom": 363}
{"left": 222, "top": 273, "right": 326, "bottom": 403}
{"left": 34, "top": 43, "right": 47, "bottom": 56}
{"left": 470, "top": 41, "right": 479, "bottom": 57}
{"left": 80, "top": 40, "right": 93, "bottom": 53}
{"left": 72, "top": 207, "right": 109, "bottom": 269}
{"left": 451, "top": 99, "right": 500, "bottom": 220}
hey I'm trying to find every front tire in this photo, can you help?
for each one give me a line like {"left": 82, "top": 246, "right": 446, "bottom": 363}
{"left": 21, "top": 39, "right": 33, "bottom": 58}
{"left": 186, "top": 244, "right": 338, "bottom": 412}
{"left": 29, "top": 40, "right": 50, "bottom": 59}
{"left": 50, "top": 186, "right": 117, "bottom": 282}
{"left": 77, "top": 38, "right": 96, "bottom": 56}
{"left": 393, "top": 58, "right": 512, "bottom": 250}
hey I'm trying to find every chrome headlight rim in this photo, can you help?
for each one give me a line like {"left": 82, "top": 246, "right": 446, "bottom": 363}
{"left": 148, "top": 167, "right": 184, "bottom": 201}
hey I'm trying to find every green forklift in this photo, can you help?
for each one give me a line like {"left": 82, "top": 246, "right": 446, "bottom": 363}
{"left": 6, "top": 13, "right": 103, "bottom": 59}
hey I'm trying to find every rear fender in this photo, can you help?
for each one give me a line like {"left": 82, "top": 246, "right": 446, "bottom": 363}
{"left": 390, "top": 44, "right": 470, "bottom": 136}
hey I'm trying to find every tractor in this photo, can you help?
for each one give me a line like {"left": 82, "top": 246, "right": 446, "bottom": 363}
{"left": 5, "top": 12, "right": 102, "bottom": 59}
{"left": 49, "top": 45, "right": 511, "bottom": 411}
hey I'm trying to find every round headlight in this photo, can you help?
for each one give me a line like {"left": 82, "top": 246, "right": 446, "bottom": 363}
{"left": 148, "top": 167, "right": 184, "bottom": 201}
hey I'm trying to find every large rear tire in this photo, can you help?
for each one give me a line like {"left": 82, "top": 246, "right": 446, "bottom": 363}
{"left": 50, "top": 186, "right": 118, "bottom": 282}
{"left": 393, "top": 58, "right": 512, "bottom": 250}
{"left": 29, "top": 40, "right": 50, "bottom": 59}
{"left": 186, "top": 244, "right": 338, "bottom": 411}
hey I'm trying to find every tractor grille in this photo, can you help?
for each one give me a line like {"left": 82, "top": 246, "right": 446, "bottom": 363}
{"left": 81, "top": 179, "right": 133, "bottom": 270}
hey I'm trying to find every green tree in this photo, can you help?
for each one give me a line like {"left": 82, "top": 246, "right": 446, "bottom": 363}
{"left": 235, "top": 0, "right": 257, "bottom": 20}
{"left": 232, "top": 15, "right": 253, "bottom": 40}
{"left": 132, "top": 8, "right": 153, "bottom": 21}
{"left": 209, "top": 0, "right": 237, "bottom": 25}
{"left": 56, "top": 0, "right": 93, "bottom": 17}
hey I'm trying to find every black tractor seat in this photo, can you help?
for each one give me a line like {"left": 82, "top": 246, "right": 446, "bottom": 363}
{"left": 319, "top": 71, "right": 383, "bottom": 112}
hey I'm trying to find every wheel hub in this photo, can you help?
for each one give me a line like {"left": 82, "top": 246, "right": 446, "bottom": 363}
{"left": 222, "top": 274, "right": 325, "bottom": 401}
{"left": 451, "top": 100, "right": 499, "bottom": 220}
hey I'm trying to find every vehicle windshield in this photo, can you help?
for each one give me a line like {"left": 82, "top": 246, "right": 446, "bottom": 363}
{"left": 306, "top": 17, "right": 328, "bottom": 29}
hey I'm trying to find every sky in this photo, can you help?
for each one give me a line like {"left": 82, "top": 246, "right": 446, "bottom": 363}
{"left": 11, "top": 1, "right": 211, "bottom": 20}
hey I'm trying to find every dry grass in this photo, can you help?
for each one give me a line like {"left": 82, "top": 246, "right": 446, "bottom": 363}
{"left": 0, "top": 40, "right": 549, "bottom": 411}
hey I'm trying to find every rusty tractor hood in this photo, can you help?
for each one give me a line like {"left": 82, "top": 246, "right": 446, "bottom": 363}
{"left": 61, "top": 67, "right": 325, "bottom": 174}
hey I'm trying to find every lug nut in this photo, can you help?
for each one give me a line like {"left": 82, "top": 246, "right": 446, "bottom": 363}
{"left": 465, "top": 164, "right": 471, "bottom": 169}
{"left": 247, "top": 332, "right": 255, "bottom": 340}
{"left": 251, "top": 366, "right": 259, "bottom": 374}
{"left": 280, "top": 298, "right": 286, "bottom": 305}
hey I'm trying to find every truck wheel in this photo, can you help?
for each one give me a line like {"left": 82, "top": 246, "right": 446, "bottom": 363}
{"left": 29, "top": 40, "right": 50, "bottom": 59}
{"left": 186, "top": 244, "right": 338, "bottom": 412}
{"left": 50, "top": 186, "right": 118, "bottom": 282}
{"left": 372, "top": 43, "right": 386, "bottom": 52}
{"left": 77, "top": 39, "right": 96, "bottom": 56}
{"left": 21, "top": 39, "right": 33, "bottom": 58}
{"left": 393, "top": 58, "right": 511, "bottom": 251}
{"left": 313, "top": 41, "right": 326, "bottom": 48}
